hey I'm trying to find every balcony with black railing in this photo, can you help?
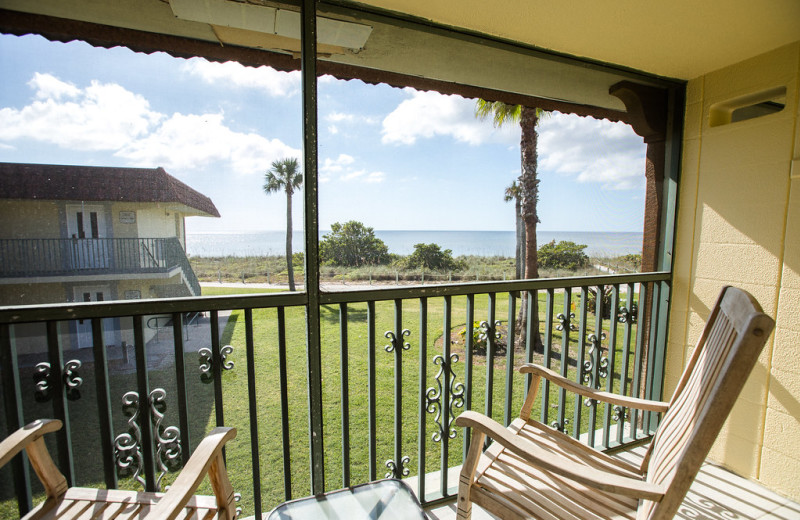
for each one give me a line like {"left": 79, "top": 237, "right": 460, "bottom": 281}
{"left": 0, "top": 237, "right": 200, "bottom": 296}
{"left": 0, "top": 272, "right": 677, "bottom": 518}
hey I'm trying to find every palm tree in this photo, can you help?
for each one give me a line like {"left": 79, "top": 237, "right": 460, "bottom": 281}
{"left": 504, "top": 180, "right": 525, "bottom": 280}
{"left": 264, "top": 157, "right": 303, "bottom": 291}
{"left": 476, "top": 100, "right": 546, "bottom": 348}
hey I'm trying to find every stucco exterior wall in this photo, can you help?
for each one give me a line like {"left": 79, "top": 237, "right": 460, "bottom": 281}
{"left": 136, "top": 205, "right": 181, "bottom": 239}
{"left": 668, "top": 41, "right": 800, "bottom": 500}
{"left": 109, "top": 202, "right": 142, "bottom": 239}
{"left": 0, "top": 282, "right": 67, "bottom": 306}
{"left": 0, "top": 200, "right": 60, "bottom": 238}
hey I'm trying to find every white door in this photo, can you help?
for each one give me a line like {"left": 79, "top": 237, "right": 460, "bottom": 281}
{"left": 66, "top": 204, "right": 110, "bottom": 269}
{"left": 73, "top": 286, "right": 115, "bottom": 348}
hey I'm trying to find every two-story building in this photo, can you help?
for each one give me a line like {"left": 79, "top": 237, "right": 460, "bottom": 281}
{"left": 0, "top": 162, "right": 219, "bottom": 349}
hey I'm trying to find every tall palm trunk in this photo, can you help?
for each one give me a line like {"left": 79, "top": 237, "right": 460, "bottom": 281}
{"left": 516, "top": 106, "right": 543, "bottom": 352}
{"left": 515, "top": 198, "right": 525, "bottom": 279}
{"left": 285, "top": 187, "right": 296, "bottom": 291}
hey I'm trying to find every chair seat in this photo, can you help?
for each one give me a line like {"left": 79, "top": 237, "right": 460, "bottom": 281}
{"left": 3, "top": 419, "right": 237, "bottom": 520}
{"left": 25, "top": 487, "right": 225, "bottom": 520}
{"left": 471, "top": 419, "right": 642, "bottom": 520}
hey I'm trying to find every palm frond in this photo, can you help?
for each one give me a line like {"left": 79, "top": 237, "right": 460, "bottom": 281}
{"left": 504, "top": 181, "right": 521, "bottom": 202}
{"left": 475, "top": 99, "right": 521, "bottom": 128}
{"left": 264, "top": 157, "right": 302, "bottom": 195}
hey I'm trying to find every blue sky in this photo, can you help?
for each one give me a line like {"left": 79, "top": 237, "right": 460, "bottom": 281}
{"left": 0, "top": 33, "right": 647, "bottom": 234}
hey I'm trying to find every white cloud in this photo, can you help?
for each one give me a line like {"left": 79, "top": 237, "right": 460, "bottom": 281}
{"left": 321, "top": 153, "right": 355, "bottom": 174}
{"left": 538, "top": 113, "right": 645, "bottom": 190}
{"left": 117, "top": 112, "right": 300, "bottom": 175}
{"left": 324, "top": 111, "right": 378, "bottom": 132}
{"left": 365, "top": 171, "right": 385, "bottom": 183}
{"left": 326, "top": 112, "right": 354, "bottom": 123}
{"left": 0, "top": 73, "right": 299, "bottom": 176}
{"left": 29, "top": 73, "right": 81, "bottom": 100}
{"left": 381, "top": 88, "right": 516, "bottom": 146}
{"left": 320, "top": 153, "right": 383, "bottom": 183}
{"left": 341, "top": 169, "right": 385, "bottom": 183}
{"left": 0, "top": 74, "right": 163, "bottom": 151}
{"left": 182, "top": 58, "right": 300, "bottom": 97}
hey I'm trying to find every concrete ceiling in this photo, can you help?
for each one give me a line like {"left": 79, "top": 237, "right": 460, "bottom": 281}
{"left": 354, "top": 0, "right": 800, "bottom": 80}
{"left": 3, "top": 0, "right": 795, "bottom": 113}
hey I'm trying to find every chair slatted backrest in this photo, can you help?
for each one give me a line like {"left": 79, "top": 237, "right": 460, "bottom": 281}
{"left": 639, "top": 287, "right": 774, "bottom": 520}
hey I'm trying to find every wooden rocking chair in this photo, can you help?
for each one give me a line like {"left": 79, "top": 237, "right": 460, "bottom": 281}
{"left": 1, "top": 419, "right": 237, "bottom": 519}
{"left": 455, "top": 286, "right": 774, "bottom": 520}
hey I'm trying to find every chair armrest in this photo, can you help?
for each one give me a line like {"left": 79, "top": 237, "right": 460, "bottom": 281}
{"left": 147, "top": 426, "right": 237, "bottom": 520}
{"left": 520, "top": 364, "right": 669, "bottom": 413}
{"left": 455, "top": 411, "right": 665, "bottom": 501}
{"left": 0, "top": 419, "right": 62, "bottom": 469}
{"left": 0, "top": 419, "right": 68, "bottom": 500}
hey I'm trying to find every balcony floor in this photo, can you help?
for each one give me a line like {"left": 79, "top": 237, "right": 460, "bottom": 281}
{"left": 423, "top": 447, "right": 800, "bottom": 520}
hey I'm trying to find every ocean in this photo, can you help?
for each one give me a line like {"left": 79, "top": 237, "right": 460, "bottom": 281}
{"left": 186, "top": 230, "right": 643, "bottom": 258}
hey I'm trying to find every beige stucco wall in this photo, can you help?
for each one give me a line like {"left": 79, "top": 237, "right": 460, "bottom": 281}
{"left": 0, "top": 200, "right": 60, "bottom": 238}
{"left": 0, "top": 200, "right": 188, "bottom": 242}
{"left": 667, "top": 41, "right": 800, "bottom": 500}
{"left": 0, "top": 282, "right": 66, "bottom": 306}
{"left": 109, "top": 202, "right": 142, "bottom": 239}
{"left": 136, "top": 205, "right": 181, "bottom": 238}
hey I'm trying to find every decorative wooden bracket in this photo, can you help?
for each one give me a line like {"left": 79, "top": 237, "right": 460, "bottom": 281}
{"left": 609, "top": 81, "right": 668, "bottom": 144}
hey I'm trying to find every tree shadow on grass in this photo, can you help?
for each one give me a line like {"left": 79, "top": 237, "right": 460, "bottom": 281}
{"left": 319, "top": 304, "right": 368, "bottom": 325}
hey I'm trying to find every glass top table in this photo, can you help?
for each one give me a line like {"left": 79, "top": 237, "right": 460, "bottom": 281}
{"left": 266, "top": 479, "right": 427, "bottom": 519}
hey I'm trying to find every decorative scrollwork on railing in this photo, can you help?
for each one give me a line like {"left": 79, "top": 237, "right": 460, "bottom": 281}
{"left": 199, "top": 347, "right": 213, "bottom": 384}
{"left": 34, "top": 362, "right": 51, "bottom": 402}
{"left": 384, "top": 329, "right": 411, "bottom": 352}
{"left": 63, "top": 359, "right": 83, "bottom": 401}
{"left": 581, "top": 332, "right": 608, "bottom": 402}
{"left": 33, "top": 360, "right": 83, "bottom": 401}
{"left": 384, "top": 455, "right": 410, "bottom": 479}
{"left": 199, "top": 347, "right": 212, "bottom": 373}
{"left": 113, "top": 388, "right": 182, "bottom": 491}
{"left": 151, "top": 388, "right": 182, "bottom": 490}
{"left": 221, "top": 345, "right": 235, "bottom": 370}
{"left": 199, "top": 345, "right": 235, "bottom": 383}
{"left": 426, "top": 354, "right": 465, "bottom": 442}
{"left": 617, "top": 303, "right": 638, "bottom": 324}
{"left": 550, "top": 418, "right": 570, "bottom": 433}
{"left": 478, "top": 320, "right": 502, "bottom": 345}
{"left": 114, "top": 391, "right": 145, "bottom": 488}
{"left": 613, "top": 405, "right": 628, "bottom": 422}
{"left": 555, "top": 312, "right": 578, "bottom": 332}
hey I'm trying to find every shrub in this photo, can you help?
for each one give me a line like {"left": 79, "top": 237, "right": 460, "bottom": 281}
{"left": 619, "top": 253, "right": 642, "bottom": 271}
{"left": 458, "top": 321, "right": 506, "bottom": 355}
{"left": 404, "top": 243, "right": 465, "bottom": 271}
{"left": 320, "top": 221, "right": 390, "bottom": 267}
{"left": 538, "top": 240, "right": 589, "bottom": 270}
{"left": 458, "top": 321, "right": 486, "bottom": 354}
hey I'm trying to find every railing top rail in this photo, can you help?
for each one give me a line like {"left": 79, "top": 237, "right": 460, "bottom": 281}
{"left": 0, "top": 292, "right": 308, "bottom": 324}
{"left": 0, "top": 271, "right": 669, "bottom": 324}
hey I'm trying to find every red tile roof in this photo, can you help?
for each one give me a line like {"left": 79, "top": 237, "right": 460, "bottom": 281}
{"left": 0, "top": 163, "right": 220, "bottom": 217}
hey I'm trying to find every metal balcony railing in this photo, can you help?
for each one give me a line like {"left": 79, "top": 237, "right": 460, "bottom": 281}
{"left": 0, "top": 237, "right": 200, "bottom": 295}
{"left": 0, "top": 272, "right": 671, "bottom": 518}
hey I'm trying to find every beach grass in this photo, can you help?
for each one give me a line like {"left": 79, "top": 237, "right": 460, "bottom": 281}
{"left": 188, "top": 254, "right": 639, "bottom": 286}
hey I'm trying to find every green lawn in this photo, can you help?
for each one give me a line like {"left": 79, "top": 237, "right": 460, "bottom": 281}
{"left": 1, "top": 285, "right": 641, "bottom": 517}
